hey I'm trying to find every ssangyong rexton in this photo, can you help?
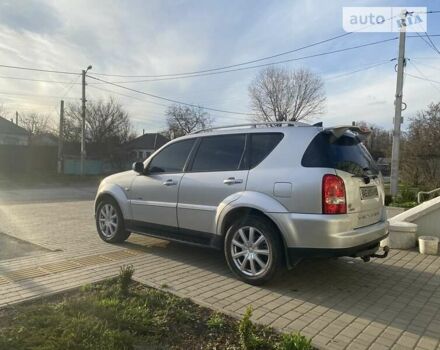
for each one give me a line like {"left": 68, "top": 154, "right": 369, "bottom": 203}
{"left": 95, "top": 122, "right": 389, "bottom": 284}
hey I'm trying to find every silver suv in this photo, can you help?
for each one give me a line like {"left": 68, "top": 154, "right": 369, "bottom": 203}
{"left": 95, "top": 122, "right": 389, "bottom": 284}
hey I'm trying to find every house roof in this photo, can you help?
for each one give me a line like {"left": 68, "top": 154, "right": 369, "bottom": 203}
{"left": 124, "top": 133, "right": 169, "bottom": 150}
{"left": 0, "top": 116, "right": 28, "bottom": 135}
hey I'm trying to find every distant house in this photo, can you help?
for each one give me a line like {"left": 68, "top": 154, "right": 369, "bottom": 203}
{"left": 0, "top": 116, "right": 28, "bottom": 145}
{"left": 124, "top": 133, "right": 169, "bottom": 161}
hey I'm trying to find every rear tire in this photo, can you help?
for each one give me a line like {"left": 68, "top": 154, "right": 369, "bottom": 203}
{"left": 224, "top": 215, "right": 282, "bottom": 285}
{"left": 96, "top": 197, "right": 131, "bottom": 243}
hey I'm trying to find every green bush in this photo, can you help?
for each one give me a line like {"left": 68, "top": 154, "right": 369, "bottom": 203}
{"left": 238, "top": 306, "right": 269, "bottom": 350}
{"left": 207, "top": 312, "right": 225, "bottom": 331}
{"left": 399, "top": 185, "right": 417, "bottom": 203}
{"left": 277, "top": 332, "right": 313, "bottom": 350}
{"left": 118, "top": 265, "right": 134, "bottom": 297}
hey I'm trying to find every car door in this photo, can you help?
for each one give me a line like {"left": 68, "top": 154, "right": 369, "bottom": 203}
{"left": 129, "top": 138, "right": 195, "bottom": 228}
{"left": 178, "top": 134, "right": 248, "bottom": 235}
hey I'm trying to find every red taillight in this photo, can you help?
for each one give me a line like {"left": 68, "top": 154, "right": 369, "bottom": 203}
{"left": 322, "top": 174, "right": 347, "bottom": 214}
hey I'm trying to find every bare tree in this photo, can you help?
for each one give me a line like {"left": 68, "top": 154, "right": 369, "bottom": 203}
{"left": 19, "top": 113, "right": 53, "bottom": 135}
{"left": 356, "top": 121, "right": 392, "bottom": 160}
{"left": 249, "top": 67, "right": 326, "bottom": 122}
{"left": 64, "top": 97, "right": 135, "bottom": 156}
{"left": 401, "top": 102, "right": 440, "bottom": 189}
{"left": 0, "top": 104, "right": 8, "bottom": 119}
{"left": 166, "top": 104, "right": 213, "bottom": 138}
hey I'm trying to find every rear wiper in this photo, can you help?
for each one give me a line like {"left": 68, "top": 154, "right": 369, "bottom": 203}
{"left": 362, "top": 167, "right": 378, "bottom": 179}
{"left": 352, "top": 168, "right": 377, "bottom": 183}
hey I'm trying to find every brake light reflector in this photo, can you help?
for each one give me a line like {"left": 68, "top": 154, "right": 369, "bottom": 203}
{"left": 322, "top": 174, "right": 347, "bottom": 214}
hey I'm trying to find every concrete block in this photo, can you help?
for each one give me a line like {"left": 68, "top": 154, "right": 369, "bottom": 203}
{"left": 389, "top": 221, "right": 418, "bottom": 249}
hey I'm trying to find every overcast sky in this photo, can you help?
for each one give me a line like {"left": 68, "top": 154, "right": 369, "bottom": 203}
{"left": 0, "top": 0, "right": 439, "bottom": 134}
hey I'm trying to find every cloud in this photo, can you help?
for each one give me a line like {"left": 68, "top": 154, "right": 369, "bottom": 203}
{"left": 0, "top": 0, "right": 438, "bottom": 134}
{"left": 0, "top": 0, "right": 61, "bottom": 34}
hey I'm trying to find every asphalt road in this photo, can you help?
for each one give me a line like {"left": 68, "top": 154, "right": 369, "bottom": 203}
{"left": 0, "top": 184, "right": 97, "bottom": 205}
{"left": 0, "top": 183, "right": 98, "bottom": 260}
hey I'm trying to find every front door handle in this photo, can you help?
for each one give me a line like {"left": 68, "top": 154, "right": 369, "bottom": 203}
{"left": 163, "top": 179, "right": 177, "bottom": 186}
{"left": 223, "top": 177, "right": 243, "bottom": 185}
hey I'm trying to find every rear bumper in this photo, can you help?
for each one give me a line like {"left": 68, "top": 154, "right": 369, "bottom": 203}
{"left": 286, "top": 236, "right": 386, "bottom": 261}
{"left": 268, "top": 212, "right": 389, "bottom": 250}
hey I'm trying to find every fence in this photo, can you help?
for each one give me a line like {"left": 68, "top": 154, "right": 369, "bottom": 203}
{"left": 63, "top": 158, "right": 131, "bottom": 175}
{"left": 0, "top": 145, "right": 57, "bottom": 175}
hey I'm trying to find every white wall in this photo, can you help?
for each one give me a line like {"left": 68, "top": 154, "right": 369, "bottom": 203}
{"left": 389, "top": 196, "right": 440, "bottom": 238}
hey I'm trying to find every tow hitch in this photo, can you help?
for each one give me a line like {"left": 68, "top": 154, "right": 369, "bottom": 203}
{"left": 360, "top": 246, "right": 390, "bottom": 262}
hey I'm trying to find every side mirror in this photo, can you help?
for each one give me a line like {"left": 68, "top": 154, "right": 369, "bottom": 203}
{"left": 132, "top": 162, "right": 144, "bottom": 174}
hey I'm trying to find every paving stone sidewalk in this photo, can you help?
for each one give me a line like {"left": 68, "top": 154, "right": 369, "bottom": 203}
{"left": 0, "top": 200, "right": 439, "bottom": 350}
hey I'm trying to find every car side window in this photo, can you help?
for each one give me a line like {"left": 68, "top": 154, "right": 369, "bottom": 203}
{"left": 250, "top": 133, "right": 284, "bottom": 168}
{"left": 148, "top": 139, "right": 195, "bottom": 174}
{"left": 191, "top": 134, "right": 246, "bottom": 172}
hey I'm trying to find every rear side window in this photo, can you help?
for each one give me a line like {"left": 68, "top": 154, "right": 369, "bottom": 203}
{"left": 250, "top": 133, "right": 284, "bottom": 168}
{"left": 302, "top": 132, "right": 379, "bottom": 176}
{"left": 191, "top": 134, "right": 246, "bottom": 172}
{"left": 148, "top": 139, "right": 195, "bottom": 173}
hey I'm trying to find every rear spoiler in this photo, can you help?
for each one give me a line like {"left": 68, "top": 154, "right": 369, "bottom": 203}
{"left": 323, "top": 125, "right": 371, "bottom": 139}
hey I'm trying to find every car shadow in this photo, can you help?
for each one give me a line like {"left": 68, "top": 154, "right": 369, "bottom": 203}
{"left": 121, "top": 236, "right": 440, "bottom": 340}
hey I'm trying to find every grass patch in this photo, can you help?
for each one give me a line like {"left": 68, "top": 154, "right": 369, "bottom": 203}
{"left": 0, "top": 269, "right": 313, "bottom": 350}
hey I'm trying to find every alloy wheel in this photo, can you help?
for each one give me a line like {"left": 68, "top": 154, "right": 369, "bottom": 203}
{"left": 231, "top": 226, "right": 271, "bottom": 277}
{"left": 98, "top": 203, "right": 118, "bottom": 238}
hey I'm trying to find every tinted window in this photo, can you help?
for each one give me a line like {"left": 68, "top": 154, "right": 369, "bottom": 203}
{"left": 302, "top": 132, "right": 379, "bottom": 176}
{"left": 148, "top": 139, "right": 194, "bottom": 173}
{"left": 191, "top": 134, "right": 246, "bottom": 172}
{"left": 250, "top": 133, "right": 284, "bottom": 168}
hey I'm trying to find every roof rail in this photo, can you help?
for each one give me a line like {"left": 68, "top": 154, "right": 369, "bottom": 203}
{"left": 191, "top": 121, "right": 312, "bottom": 134}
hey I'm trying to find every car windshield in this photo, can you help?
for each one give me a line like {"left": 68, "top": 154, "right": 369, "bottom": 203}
{"left": 301, "top": 131, "right": 379, "bottom": 176}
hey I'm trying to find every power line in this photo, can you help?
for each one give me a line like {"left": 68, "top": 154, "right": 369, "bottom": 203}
{"left": 0, "top": 90, "right": 79, "bottom": 100}
{"left": 90, "top": 38, "right": 398, "bottom": 84}
{"left": 0, "top": 64, "right": 79, "bottom": 76}
{"left": 0, "top": 38, "right": 397, "bottom": 87}
{"left": 424, "top": 32, "right": 440, "bottom": 55}
{"left": 409, "top": 60, "right": 440, "bottom": 71}
{"left": 408, "top": 60, "right": 440, "bottom": 93}
{"left": 91, "top": 33, "right": 354, "bottom": 78}
{"left": 87, "top": 75, "right": 255, "bottom": 116}
{"left": 60, "top": 75, "right": 81, "bottom": 100}
{"left": 325, "top": 59, "right": 393, "bottom": 81}
{"left": 405, "top": 72, "right": 440, "bottom": 84}
{"left": 0, "top": 75, "right": 81, "bottom": 84}
{"left": 414, "top": 32, "right": 439, "bottom": 53}
{"left": 89, "top": 84, "right": 250, "bottom": 122}
{"left": 89, "top": 13, "right": 406, "bottom": 79}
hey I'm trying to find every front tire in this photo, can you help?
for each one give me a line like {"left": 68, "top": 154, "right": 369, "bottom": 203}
{"left": 96, "top": 197, "right": 131, "bottom": 243}
{"left": 224, "top": 215, "right": 282, "bottom": 285}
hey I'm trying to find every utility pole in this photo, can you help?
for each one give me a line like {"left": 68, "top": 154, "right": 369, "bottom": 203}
{"left": 15, "top": 111, "right": 18, "bottom": 125}
{"left": 390, "top": 11, "right": 407, "bottom": 198}
{"left": 80, "top": 65, "right": 92, "bottom": 176}
{"left": 57, "top": 100, "right": 64, "bottom": 174}
{"left": 80, "top": 70, "right": 86, "bottom": 176}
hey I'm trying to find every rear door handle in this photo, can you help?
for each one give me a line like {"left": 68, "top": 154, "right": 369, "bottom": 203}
{"left": 163, "top": 179, "right": 177, "bottom": 186}
{"left": 223, "top": 177, "right": 243, "bottom": 185}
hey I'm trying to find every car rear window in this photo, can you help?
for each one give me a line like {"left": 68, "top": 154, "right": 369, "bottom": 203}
{"left": 301, "top": 131, "right": 379, "bottom": 176}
